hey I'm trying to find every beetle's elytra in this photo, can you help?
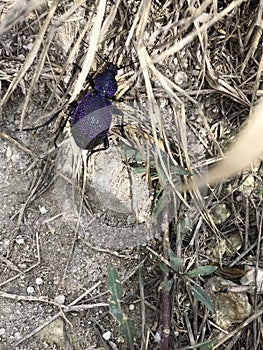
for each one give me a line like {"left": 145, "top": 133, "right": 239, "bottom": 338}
{"left": 71, "top": 63, "right": 118, "bottom": 150}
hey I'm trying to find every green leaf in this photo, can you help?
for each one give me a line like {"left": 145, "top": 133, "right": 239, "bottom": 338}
{"left": 171, "top": 164, "right": 192, "bottom": 176}
{"left": 168, "top": 249, "right": 183, "bottom": 272}
{"left": 187, "top": 265, "right": 217, "bottom": 278}
{"left": 107, "top": 266, "right": 135, "bottom": 348}
{"left": 152, "top": 191, "right": 168, "bottom": 218}
{"left": 107, "top": 266, "right": 123, "bottom": 322}
{"left": 121, "top": 145, "right": 145, "bottom": 163}
{"left": 190, "top": 285, "right": 215, "bottom": 313}
{"left": 180, "top": 337, "right": 218, "bottom": 349}
{"left": 159, "top": 262, "right": 170, "bottom": 276}
{"left": 121, "top": 145, "right": 138, "bottom": 159}
{"left": 178, "top": 215, "right": 193, "bottom": 233}
{"left": 108, "top": 299, "right": 123, "bottom": 321}
{"left": 132, "top": 167, "right": 146, "bottom": 174}
{"left": 118, "top": 318, "right": 135, "bottom": 348}
{"left": 196, "top": 337, "right": 218, "bottom": 350}
{"left": 149, "top": 251, "right": 158, "bottom": 260}
{"left": 161, "top": 279, "right": 173, "bottom": 292}
{"left": 149, "top": 160, "right": 156, "bottom": 168}
{"left": 133, "top": 152, "right": 144, "bottom": 162}
{"left": 107, "top": 266, "right": 123, "bottom": 297}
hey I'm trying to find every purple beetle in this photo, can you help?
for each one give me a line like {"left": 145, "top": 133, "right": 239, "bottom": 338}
{"left": 71, "top": 63, "right": 118, "bottom": 150}
{"left": 20, "top": 60, "right": 119, "bottom": 152}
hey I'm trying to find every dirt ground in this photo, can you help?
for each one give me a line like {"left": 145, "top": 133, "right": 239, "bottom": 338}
{"left": 0, "top": 1, "right": 263, "bottom": 350}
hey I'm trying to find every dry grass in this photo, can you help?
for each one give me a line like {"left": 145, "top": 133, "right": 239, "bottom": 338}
{"left": 0, "top": 0, "right": 263, "bottom": 349}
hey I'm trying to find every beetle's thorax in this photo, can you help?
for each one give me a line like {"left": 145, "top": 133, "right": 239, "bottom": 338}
{"left": 94, "top": 64, "right": 118, "bottom": 98}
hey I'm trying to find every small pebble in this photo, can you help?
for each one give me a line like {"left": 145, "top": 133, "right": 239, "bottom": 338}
{"left": 39, "top": 206, "right": 48, "bottom": 214}
{"left": 102, "top": 331, "right": 111, "bottom": 341}
{"left": 129, "top": 304, "right": 135, "bottom": 311}
{"left": 174, "top": 71, "right": 188, "bottom": 86}
{"left": 27, "top": 286, "right": 35, "bottom": 294}
{"left": 6, "top": 147, "right": 12, "bottom": 158}
{"left": 17, "top": 54, "right": 25, "bottom": 60}
{"left": 35, "top": 277, "right": 43, "bottom": 285}
{"left": 14, "top": 331, "right": 21, "bottom": 340}
{"left": 54, "top": 295, "right": 65, "bottom": 305}
{"left": 11, "top": 154, "right": 19, "bottom": 162}
{"left": 0, "top": 239, "right": 10, "bottom": 253}
{"left": 154, "top": 331, "right": 161, "bottom": 343}
{"left": 26, "top": 43, "right": 33, "bottom": 50}
{"left": 0, "top": 328, "right": 6, "bottom": 336}
{"left": 16, "top": 237, "right": 25, "bottom": 245}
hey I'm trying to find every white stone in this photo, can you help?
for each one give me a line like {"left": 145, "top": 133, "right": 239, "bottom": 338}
{"left": 129, "top": 304, "right": 135, "bottom": 311}
{"left": 102, "top": 331, "right": 111, "bottom": 341}
{"left": 39, "top": 206, "right": 48, "bottom": 214}
{"left": 5, "top": 147, "right": 12, "bottom": 158}
{"left": 54, "top": 295, "right": 65, "bottom": 305}
{"left": 14, "top": 331, "right": 21, "bottom": 340}
{"left": 27, "top": 286, "right": 35, "bottom": 294}
{"left": 16, "top": 237, "right": 25, "bottom": 245}
{"left": 35, "top": 277, "right": 43, "bottom": 285}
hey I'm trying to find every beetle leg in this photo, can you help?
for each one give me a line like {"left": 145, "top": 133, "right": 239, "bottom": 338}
{"left": 86, "top": 135, "right": 109, "bottom": 160}
{"left": 103, "top": 135, "right": 109, "bottom": 149}
{"left": 86, "top": 74, "right": 95, "bottom": 88}
{"left": 53, "top": 114, "right": 70, "bottom": 148}
{"left": 108, "top": 95, "right": 123, "bottom": 102}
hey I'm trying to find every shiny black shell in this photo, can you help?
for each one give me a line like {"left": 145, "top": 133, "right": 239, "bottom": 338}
{"left": 71, "top": 64, "right": 118, "bottom": 150}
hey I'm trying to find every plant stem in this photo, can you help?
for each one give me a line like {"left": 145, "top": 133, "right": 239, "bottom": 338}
{"left": 160, "top": 207, "right": 171, "bottom": 350}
